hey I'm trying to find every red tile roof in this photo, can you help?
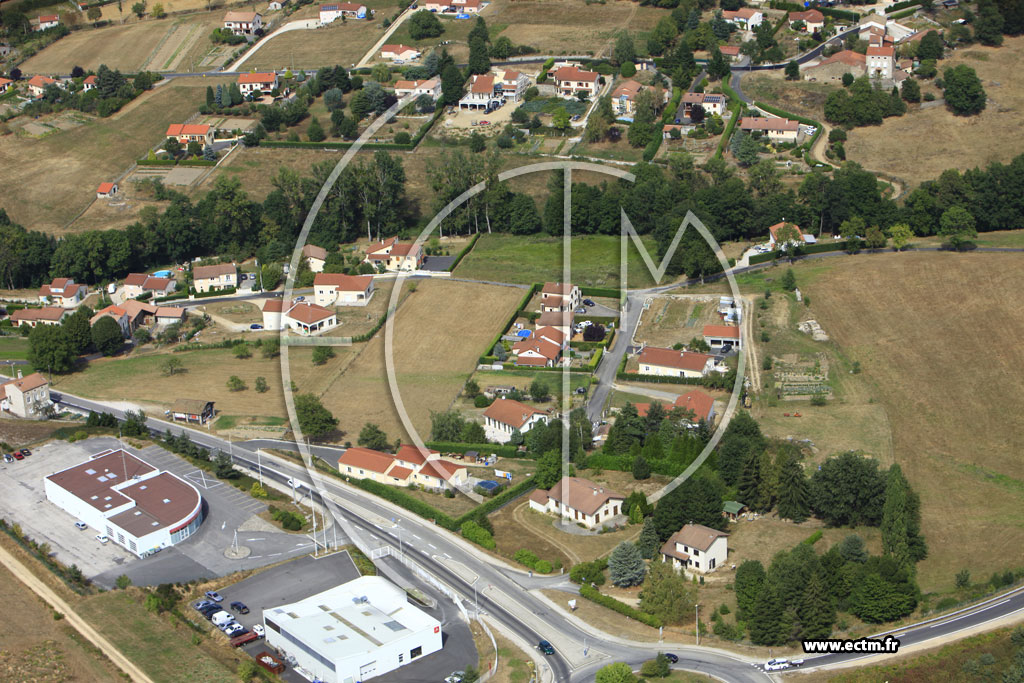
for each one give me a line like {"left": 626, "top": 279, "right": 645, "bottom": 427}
{"left": 97, "top": 182, "right": 115, "bottom": 194}
{"left": 27, "top": 75, "right": 57, "bottom": 88}
{"left": 789, "top": 9, "right": 824, "bottom": 22}
{"left": 470, "top": 74, "right": 495, "bottom": 94}
{"left": 262, "top": 299, "right": 284, "bottom": 313}
{"left": 534, "top": 477, "right": 625, "bottom": 517}
{"left": 314, "top": 273, "right": 373, "bottom": 292}
{"left": 366, "top": 236, "right": 397, "bottom": 254}
{"left": 808, "top": 50, "right": 867, "bottom": 69}
{"left": 719, "top": 45, "right": 741, "bottom": 56}
{"left": 337, "top": 447, "right": 394, "bottom": 475}
{"left": 866, "top": 45, "right": 895, "bottom": 57}
{"left": 703, "top": 324, "right": 740, "bottom": 340}
{"left": 12, "top": 307, "right": 65, "bottom": 322}
{"left": 1, "top": 372, "right": 48, "bottom": 393}
{"left": 419, "top": 459, "right": 464, "bottom": 482}
{"left": 238, "top": 72, "right": 277, "bottom": 84}
{"left": 664, "top": 523, "right": 729, "bottom": 553}
{"left": 637, "top": 347, "right": 712, "bottom": 373}
{"left": 634, "top": 402, "right": 671, "bottom": 418}
{"left": 286, "top": 302, "right": 334, "bottom": 325}
{"left": 674, "top": 389, "right": 715, "bottom": 422}
{"left": 388, "top": 466, "right": 413, "bottom": 480}
{"left": 483, "top": 398, "right": 546, "bottom": 429}
{"left": 552, "top": 66, "right": 598, "bottom": 83}
{"left": 513, "top": 337, "right": 561, "bottom": 362}
{"left": 612, "top": 79, "right": 643, "bottom": 100}
{"left": 723, "top": 8, "right": 759, "bottom": 19}
{"left": 541, "top": 282, "right": 576, "bottom": 295}
{"left": 769, "top": 221, "right": 804, "bottom": 241}
{"left": 740, "top": 116, "right": 800, "bottom": 132}
{"left": 166, "top": 123, "right": 211, "bottom": 137}
{"left": 396, "top": 444, "right": 434, "bottom": 466}
{"left": 381, "top": 44, "right": 418, "bottom": 55}
{"left": 302, "top": 244, "right": 328, "bottom": 260}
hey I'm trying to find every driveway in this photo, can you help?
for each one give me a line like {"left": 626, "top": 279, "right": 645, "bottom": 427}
{"left": 228, "top": 19, "right": 323, "bottom": 71}
{"left": 421, "top": 255, "right": 458, "bottom": 272}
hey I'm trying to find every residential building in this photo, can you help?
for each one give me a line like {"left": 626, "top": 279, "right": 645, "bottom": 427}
{"left": 529, "top": 477, "right": 625, "bottom": 529}
{"left": 385, "top": 243, "right": 424, "bottom": 271}
{"left": 540, "top": 282, "right": 581, "bottom": 312}
{"left": 739, "top": 116, "right": 800, "bottom": 143}
{"left": 268, "top": 0, "right": 288, "bottom": 9}
{"left": 263, "top": 576, "right": 442, "bottom": 683}
{"left": 120, "top": 299, "right": 158, "bottom": 331}
{"left": 336, "top": 445, "right": 466, "bottom": 490}
{"left": 39, "top": 277, "right": 87, "bottom": 308}
{"left": 319, "top": 2, "right": 366, "bottom": 22}
{"left": 453, "top": 0, "right": 481, "bottom": 12}
{"left": 423, "top": 0, "right": 449, "bottom": 10}
{"left": 394, "top": 78, "right": 441, "bottom": 100}
{"left": 680, "top": 92, "right": 726, "bottom": 118}
{"left": 91, "top": 305, "right": 132, "bottom": 338}
{"left": 223, "top": 10, "right": 262, "bottom": 35}
{"left": 499, "top": 69, "right": 529, "bottom": 102}
{"left": 262, "top": 299, "right": 284, "bottom": 330}
{"left": 552, "top": 65, "right": 599, "bottom": 99}
{"left": 313, "top": 273, "right": 374, "bottom": 306}
{"left": 44, "top": 448, "right": 203, "bottom": 558}
{"left": 82, "top": 74, "right": 97, "bottom": 91}
{"left": 123, "top": 273, "right": 177, "bottom": 299}
{"left": 866, "top": 45, "right": 895, "bottom": 80}
{"left": 96, "top": 181, "right": 117, "bottom": 198}
{"left": 660, "top": 523, "right": 729, "bottom": 574}
{"left": 803, "top": 50, "right": 866, "bottom": 83}
{"left": 512, "top": 337, "right": 561, "bottom": 367}
{"left": 482, "top": 398, "right": 548, "bottom": 444}
{"left": 165, "top": 123, "right": 214, "bottom": 147}
{"left": 284, "top": 302, "right": 338, "bottom": 335}
{"left": 702, "top": 324, "right": 741, "bottom": 350}
{"left": 0, "top": 77, "right": 11, "bottom": 94}
{"left": 302, "top": 244, "right": 328, "bottom": 272}
{"left": 459, "top": 74, "right": 499, "bottom": 110}
{"left": 788, "top": 9, "right": 824, "bottom": 32}
{"left": 36, "top": 15, "right": 60, "bottom": 30}
{"left": 192, "top": 263, "right": 237, "bottom": 293}
{"left": 722, "top": 8, "right": 763, "bottom": 29}
{"left": 534, "top": 325, "right": 567, "bottom": 349}
{"left": 170, "top": 399, "right": 215, "bottom": 424}
{"left": 611, "top": 79, "right": 643, "bottom": 116}
{"left": 237, "top": 72, "right": 279, "bottom": 96}
{"left": 719, "top": 45, "right": 741, "bottom": 60}
{"left": 27, "top": 75, "right": 59, "bottom": 98}
{"left": 380, "top": 44, "right": 421, "bottom": 61}
{"left": 535, "top": 310, "right": 574, "bottom": 338}
{"left": 416, "top": 459, "right": 467, "bottom": 489}
{"left": 767, "top": 220, "right": 813, "bottom": 249}
{"left": 364, "top": 236, "right": 398, "bottom": 264}
{"left": 637, "top": 346, "right": 714, "bottom": 378}
{"left": 1, "top": 372, "right": 51, "bottom": 419}
{"left": 155, "top": 306, "right": 186, "bottom": 326}
{"left": 11, "top": 307, "right": 68, "bottom": 328}
{"left": 674, "top": 389, "right": 716, "bottom": 424}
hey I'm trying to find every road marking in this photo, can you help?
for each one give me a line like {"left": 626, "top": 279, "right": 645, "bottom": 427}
{"left": 246, "top": 538, "right": 265, "bottom": 542}
{"left": 428, "top": 543, "right": 437, "bottom": 550}
{"left": 930, "top": 599, "right": 1009, "bottom": 628}
{"left": 269, "top": 552, "right": 282, "bottom": 557}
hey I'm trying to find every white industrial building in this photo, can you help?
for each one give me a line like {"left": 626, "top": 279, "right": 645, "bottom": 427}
{"left": 264, "top": 575, "right": 443, "bottom": 683}
{"left": 44, "top": 448, "right": 203, "bottom": 558}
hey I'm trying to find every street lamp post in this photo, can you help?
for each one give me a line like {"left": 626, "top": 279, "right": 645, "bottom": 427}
{"left": 696, "top": 603, "right": 700, "bottom": 646}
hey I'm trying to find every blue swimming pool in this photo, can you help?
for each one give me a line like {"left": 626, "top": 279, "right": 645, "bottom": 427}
{"left": 477, "top": 480, "right": 501, "bottom": 491}
{"left": 152, "top": 270, "right": 172, "bottom": 278}
{"left": 517, "top": 329, "right": 532, "bottom": 338}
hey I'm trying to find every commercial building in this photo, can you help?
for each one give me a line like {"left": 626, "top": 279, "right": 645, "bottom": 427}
{"left": 44, "top": 448, "right": 203, "bottom": 558}
{"left": 264, "top": 575, "right": 443, "bottom": 683}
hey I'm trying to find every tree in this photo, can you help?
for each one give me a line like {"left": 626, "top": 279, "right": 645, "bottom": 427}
{"left": 734, "top": 560, "right": 766, "bottom": 620}
{"left": 707, "top": 46, "right": 731, "bottom": 81}
{"left": 639, "top": 560, "right": 696, "bottom": 624}
{"left": 798, "top": 571, "right": 836, "bottom": 639}
{"left": 161, "top": 357, "right": 183, "bottom": 376}
{"left": 261, "top": 338, "right": 280, "bottom": 358}
{"left": 839, "top": 534, "right": 869, "bottom": 563}
{"left": 227, "top": 375, "right": 246, "bottom": 391}
{"left": 468, "top": 36, "right": 491, "bottom": 75}
{"left": 441, "top": 64, "right": 464, "bottom": 106}
{"left": 939, "top": 205, "right": 977, "bottom": 250}
{"left": 780, "top": 267, "right": 797, "bottom": 291}
{"left": 91, "top": 316, "right": 124, "bottom": 356}
{"left": 901, "top": 78, "right": 921, "bottom": 103}
{"left": 748, "top": 580, "right": 786, "bottom": 645}
{"left": 152, "top": 3, "right": 165, "bottom": 18}
{"left": 408, "top": 10, "right": 444, "bottom": 40}
{"left": 254, "top": 376, "right": 268, "bottom": 393}
{"left": 842, "top": 72, "right": 855, "bottom": 87}
{"left": 608, "top": 542, "right": 646, "bottom": 587}
{"left": 87, "top": 6, "right": 102, "bottom": 21}
{"left": 596, "top": 662, "right": 637, "bottom": 683}
{"left": 528, "top": 377, "right": 550, "bottom": 402}
{"left": 632, "top": 455, "right": 651, "bottom": 480}
{"left": 132, "top": 1, "right": 146, "bottom": 18}
{"left": 469, "top": 131, "right": 486, "bottom": 152}
{"left": 943, "top": 64, "right": 987, "bottom": 116}
{"left": 955, "top": 568, "right": 971, "bottom": 588}
{"left": 811, "top": 452, "right": 887, "bottom": 527}
{"left": 776, "top": 457, "right": 810, "bottom": 523}
{"left": 232, "top": 341, "right": 252, "bottom": 359}
{"left": 974, "top": 2, "right": 1005, "bottom": 46}
{"left": 308, "top": 116, "right": 326, "bottom": 142}
{"left": 312, "top": 345, "right": 335, "bottom": 365}
{"left": 865, "top": 225, "right": 887, "bottom": 249}
{"left": 552, "top": 107, "right": 571, "bottom": 132}
{"left": 295, "top": 393, "right": 338, "bottom": 438}
{"left": 28, "top": 325, "right": 75, "bottom": 374}
{"left": 358, "top": 423, "right": 389, "bottom": 450}
{"left": 206, "top": 85, "right": 215, "bottom": 108}
{"left": 917, "top": 30, "right": 944, "bottom": 60}
{"left": 640, "top": 654, "right": 671, "bottom": 678}
{"left": 613, "top": 32, "right": 636, "bottom": 66}
{"left": 534, "top": 450, "right": 562, "bottom": 489}
{"left": 164, "top": 137, "right": 181, "bottom": 158}
{"left": 636, "top": 517, "right": 660, "bottom": 559}
{"left": 62, "top": 309, "right": 93, "bottom": 355}
{"left": 890, "top": 223, "right": 913, "bottom": 250}
{"left": 785, "top": 60, "right": 800, "bottom": 81}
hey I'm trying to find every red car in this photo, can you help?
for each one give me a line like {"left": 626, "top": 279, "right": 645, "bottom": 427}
{"left": 12, "top": 452, "right": 24, "bottom": 461}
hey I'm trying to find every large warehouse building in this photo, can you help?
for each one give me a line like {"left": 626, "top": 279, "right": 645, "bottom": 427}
{"left": 44, "top": 448, "right": 203, "bottom": 558}
{"left": 264, "top": 575, "right": 443, "bottom": 683}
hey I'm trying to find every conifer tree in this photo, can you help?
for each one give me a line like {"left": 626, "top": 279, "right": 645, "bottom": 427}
{"left": 798, "top": 571, "right": 835, "bottom": 640}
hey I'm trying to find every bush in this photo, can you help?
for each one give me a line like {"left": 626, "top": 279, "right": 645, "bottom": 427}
{"left": 460, "top": 520, "right": 496, "bottom": 549}
{"left": 579, "top": 583, "right": 662, "bottom": 628}
{"left": 514, "top": 549, "right": 540, "bottom": 568}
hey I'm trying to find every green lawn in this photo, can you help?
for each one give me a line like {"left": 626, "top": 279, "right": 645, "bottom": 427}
{"left": 0, "top": 337, "right": 30, "bottom": 361}
{"left": 453, "top": 233, "right": 667, "bottom": 288}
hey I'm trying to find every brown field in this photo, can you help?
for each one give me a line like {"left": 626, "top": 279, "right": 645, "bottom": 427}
{"left": 203, "top": 300, "right": 262, "bottom": 323}
{"left": 0, "top": 417, "right": 66, "bottom": 448}
{"left": 240, "top": 19, "right": 386, "bottom": 71}
{"left": 739, "top": 69, "right": 839, "bottom": 120}
{"left": 634, "top": 294, "right": 724, "bottom": 349}
{"left": 314, "top": 279, "right": 524, "bottom": 442}
{"left": 472, "top": 618, "right": 535, "bottom": 683}
{"left": 800, "top": 252, "right": 1024, "bottom": 592}
{"left": 0, "top": 77, "right": 233, "bottom": 234}
{"left": 20, "top": 20, "right": 171, "bottom": 73}
{"left": 845, "top": 37, "right": 1024, "bottom": 188}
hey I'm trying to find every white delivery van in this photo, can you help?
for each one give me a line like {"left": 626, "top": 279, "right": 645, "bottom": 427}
{"left": 211, "top": 611, "right": 234, "bottom": 627}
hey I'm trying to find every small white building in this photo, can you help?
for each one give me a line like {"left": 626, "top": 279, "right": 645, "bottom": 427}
{"left": 262, "top": 299, "right": 284, "bottom": 330}
{"left": 739, "top": 116, "right": 800, "bottom": 144}
{"left": 96, "top": 182, "right": 117, "bottom": 199}
{"left": 660, "top": 523, "right": 729, "bottom": 574}
{"left": 380, "top": 44, "right": 421, "bottom": 62}
{"left": 285, "top": 301, "right": 338, "bottom": 335}
{"left": 264, "top": 576, "right": 443, "bottom": 683}
{"left": 237, "top": 72, "right": 279, "bottom": 96}
{"left": 394, "top": 78, "right": 441, "bottom": 100}
{"left": 302, "top": 244, "right": 328, "bottom": 273}
{"left": 637, "top": 346, "right": 714, "bottom": 378}
{"left": 10, "top": 307, "right": 69, "bottom": 328}
{"left": 459, "top": 74, "right": 500, "bottom": 110}
{"left": 319, "top": 2, "right": 366, "bottom": 23}
{"left": 498, "top": 69, "right": 529, "bottom": 102}
{"left": 313, "top": 273, "right": 374, "bottom": 307}
{"left": 529, "top": 477, "right": 625, "bottom": 529}
{"left": 722, "top": 8, "right": 763, "bottom": 29}
{"left": 223, "top": 10, "right": 262, "bottom": 35}
{"left": 702, "top": 324, "right": 742, "bottom": 350}
{"left": 36, "top": 14, "right": 60, "bottom": 30}
{"left": 39, "top": 277, "right": 87, "bottom": 308}
{"left": 482, "top": 398, "right": 548, "bottom": 444}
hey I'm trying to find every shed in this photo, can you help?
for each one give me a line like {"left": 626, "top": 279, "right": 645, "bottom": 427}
{"left": 170, "top": 399, "right": 215, "bottom": 424}
{"left": 722, "top": 500, "right": 747, "bottom": 522}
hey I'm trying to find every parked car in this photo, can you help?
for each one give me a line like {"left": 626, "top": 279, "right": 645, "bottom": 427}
{"left": 445, "top": 672, "right": 465, "bottom": 683}
{"left": 96, "top": 534, "right": 109, "bottom": 544}
{"left": 295, "top": 296, "right": 305, "bottom": 302}
{"left": 75, "top": 521, "right": 88, "bottom": 530}
{"left": 3, "top": 454, "right": 13, "bottom": 463}
{"left": 50, "top": 392, "right": 62, "bottom": 403}
{"left": 199, "top": 605, "right": 221, "bottom": 618}
{"left": 205, "top": 590, "right": 224, "bottom": 602}
{"left": 719, "top": 343, "right": 733, "bottom": 354}
{"left": 252, "top": 624, "right": 266, "bottom": 638}
{"left": 765, "top": 658, "right": 790, "bottom": 671}
{"left": 538, "top": 640, "right": 555, "bottom": 655}
{"left": 664, "top": 653, "right": 679, "bottom": 664}
{"left": 230, "top": 601, "right": 249, "bottom": 614}
{"left": 583, "top": 299, "right": 595, "bottom": 306}
{"left": 224, "top": 623, "right": 247, "bottom": 637}
{"left": 12, "top": 452, "right": 24, "bottom": 461}
{"left": 250, "top": 324, "right": 263, "bottom": 330}
{"left": 193, "top": 600, "right": 215, "bottom": 611}
{"left": 286, "top": 478, "right": 305, "bottom": 489}
{"left": 18, "top": 449, "right": 30, "bottom": 457}
{"left": 571, "top": 114, "right": 581, "bottom": 121}
{"left": 211, "top": 610, "right": 234, "bottom": 627}
{"left": 574, "top": 307, "right": 586, "bottom": 314}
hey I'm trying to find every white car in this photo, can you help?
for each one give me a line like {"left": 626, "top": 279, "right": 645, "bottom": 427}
{"left": 252, "top": 624, "right": 265, "bottom": 638}
{"left": 765, "top": 658, "right": 790, "bottom": 671}
{"left": 96, "top": 534, "right": 109, "bottom": 544}
{"left": 286, "top": 478, "right": 305, "bottom": 489}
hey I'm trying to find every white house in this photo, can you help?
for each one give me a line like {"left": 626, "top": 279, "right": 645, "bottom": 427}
{"left": 540, "top": 282, "right": 581, "bottom": 312}
{"left": 788, "top": 9, "right": 824, "bottom": 33}
{"left": 680, "top": 92, "right": 726, "bottom": 118}
{"left": 529, "top": 477, "right": 625, "bottom": 529}
{"left": 261, "top": 299, "right": 284, "bottom": 330}
{"left": 192, "top": 263, "right": 237, "bottom": 293}
{"left": 36, "top": 14, "right": 60, "bottom": 30}
{"left": 702, "top": 324, "right": 741, "bottom": 350}
{"left": 237, "top": 72, "right": 279, "bottom": 96}
{"left": 385, "top": 243, "right": 424, "bottom": 271}
{"left": 284, "top": 301, "right": 338, "bottom": 335}
{"left": 302, "top": 244, "right": 328, "bottom": 272}
{"left": 535, "top": 310, "right": 574, "bottom": 339}
{"left": 498, "top": 69, "right": 529, "bottom": 102}
{"left": 223, "top": 11, "right": 262, "bottom": 35}
{"left": 39, "top": 277, "right": 87, "bottom": 308}
{"left": 90, "top": 305, "right": 132, "bottom": 338}
{"left": 319, "top": 2, "right": 366, "bottom": 23}
{"left": 459, "top": 74, "right": 499, "bottom": 110}
{"left": 674, "top": 389, "right": 716, "bottom": 424}
{"left": 336, "top": 445, "right": 467, "bottom": 491}
{"left": 313, "top": 273, "right": 374, "bottom": 306}
{"left": 482, "top": 398, "right": 548, "bottom": 444}
{"left": 394, "top": 78, "right": 441, "bottom": 100}
{"left": 767, "top": 220, "right": 814, "bottom": 250}
{"left": 10, "top": 307, "right": 69, "bottom": 328}
{"left": 264, "top": 576, "right": 442, "bottom": 683}
{"left": 512, "top": 337, "right": 561, "bottom": 367}
{"left": 380, "top": 44, "right": 421, "bottom": 62}
{"left": 0, "top": 77, "right": 11, "bottom": 94}
{"left": 123, "top": 273, "right": 176, "bottom": 299}
{"left": 661, "top": 523, "right": 729, "bottom": 574}
{"left": 165, "top": 123, "right": 214, "bottom": 147}
{"left": 722, "top": 8, "right": 763, "bottom": 29}
{"left": 739, "top": 116, "right": 800, "bottom": 144}
{"left": 866, "top": 45, "right": 895, "bottom": 80}
{"left": 551, "top": 65, "right": 599, "bottom": 99}
{"left": 1, "top": 372, "right": 51, "bottom": 419}
{"left": 637, "top": 346, "right": 714, "bottom": 378}
{"left": 27, "top": 75, "right": 60, "bottom": 98}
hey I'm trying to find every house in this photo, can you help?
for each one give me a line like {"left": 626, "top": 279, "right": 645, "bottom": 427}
{"left": 788, "top": 9, "right": 824, "bottom": 33}
{"left": 540, "top": 282, "right": 581, "bottom": 313}
{"left": 165, "top": 123, "right": 214, "bottom": 147}
{"left": 364, "top": 236, "right": 398, "bottom": 264}
{"left": 512, "top": 337, "right": 562, "bottom": 367}
{"left": 482, "top": 398, "right": 548, "bottom": 444}
{"left": 859, "top": 14, "right": 887, "bottom": 37}
{"left": 719, "top": 45, "right": 741, "bottom": 60}
{"left": 637, "top": 346, "right": 714, "bottom": 379}
{"left": 423, "top": 0, "right": 449, "bottom": 10}
{"left": 663, "top": 123, "right": 694, "bottom": 139}
{"left": 27, "top": 75, "right": 59, "bottom": 98}
{"left": 337, "top": 445, "right": 466, "bottom": 490}
{"left": 529, "top": 477, "right": 625, "bottom": 529}
{"left": 380, "top": 44, "right": 421, "bottom": 62}
{"left": 170, "top": 399, "right": 215, "bottom": 424}
{"left": 552, "top": 65, "right": 599, "bottom": 99}
{"left": 416, "top": 459, "right": 468, "bottom": 489}
{"left": 739, "top": 116, "right": 800, "bottom": 143}
{"left": 96, "top": 182, "right": 117, "bottom": 198}
{"left": 661, "top": 523, "right": 729, "bottom": 574}
{"left": 0, "top": 77, "right": 11, "bottom": 94}
{"left": 674, "top": 389, "right": 716, "bottom": 424}
{"left": 767, "top": 220, "right": 813, "bottom": 249}
{"left": 453, "top": 0, "right": 481, "bottom": 12}
{"left": 268, "top": 0, "right": 288, "bottom": 9}
{"left": 722, "top": 500, "right": 747, "bottom": 522}
{"left": 36, "top": 15, "right": 60, "bottom": 30}
{"left": 192, "top": 263, "right": 237, "bottom": 293}
{"left": 803, "top": 50, "right": 866, "bottom": 83}
{"left": 223, "top": 11, "right": 262, "bottom": 35}
{"left": 123, "top": 273, "right": 177, "bottom": 299}
{"left": 680, "top": 92, "right": 726, "bottom": 118}
{"left": 0, "top": 372, "right": 51, "bottom": 419}
{"left": 611, "top": 79, "right": 643, "bottom": 117}
{"left": 120, "top": 299, "right": 158, "bottom": 331}
{"left": 459, "top": 74, "right": 499, "bottom": 110}
{"left": 237, "top": 72, "right": 279, "bottom": 96}
{"left": 261, "top": 299, "right": 284, "bottom": 330}
{"left": 385, "top": 243, "right": 424, "bottom": 271}
{"left": 90, "top": 305, "right": 132, "bottom": 338}
{"left": 302, "top": 244, "right": 328, "bottom": 272}
{"left": 39, "top": 278, "right": 87, "bottom": 308}
{"left": 536, "top": 310, "right": 574, "bottom": 338}
{"left": 284, "top": 301, "right": 337, "bottom": 335}
{"left": 11, "top": 307, "right": 68, "bottom": 328}
{"left": 319, "top": 2, "right": 366, "bottom": 22}
{"left": 702, "top": 324, "right": 741, "bottom": 350}
{"left": 82, "top": 75, "right": 97, "bottom": 91}
{"left": 155, "top": 306, "right": 186, "bottom": 326}
{"left": 337, "top": 447, "right": 398, "bottom": 484}
{"left": 534, "top": 325, "right": 567, "bottom": 349}
{"left": 499, "top": 69, "right": 529, "bottom": 102}
{"left": 394, "top": 78, "right": 441, "bottom": 100}
{"left": 722, "top": 8, "right": 763, "bottom": 29}
{"left": 313, "top": 273, "right": 374, "bottom": 306}
{"left": 866, "top": 45, "right": 895, "bottom": 80}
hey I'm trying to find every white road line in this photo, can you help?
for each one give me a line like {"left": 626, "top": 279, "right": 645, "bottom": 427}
{"left": 428, "top": 543, "right": 437, "bottom": 550}
{"left": 930, "top": 599, "right": 1009, "bottom": 628}
{"left": 246, "top": 538, "right": 266, "bottom": 542}
{"left": 269, "top": 552, "right": 282, "bottom": 557}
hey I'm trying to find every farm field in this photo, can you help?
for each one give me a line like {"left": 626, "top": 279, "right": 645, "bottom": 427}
{"left": 740, "top": 69, "right": 839, "bottom": 120}
{"left": 19, "top": 20, "right": 170, "bottom": 73}
{"left": 799, "top": 252, "right": 1024, "bottom": 592}
{"left": 634, "top": 294, "right": 724, "bottom": 348}
{"left": 240, "top": 19, "right": 385, "bottom": 71}
{"left": 0, "top": 77, "right": 230, "bottom": 234}
{"left": 845, "top": 37, "right": 1024, "bottom": 188}
{"left": 314, "top": 279, "right": 524, "bottom": 442}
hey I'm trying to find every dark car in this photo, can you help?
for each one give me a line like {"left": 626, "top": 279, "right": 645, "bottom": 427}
{"left": 199, "top": 605, "right": 221, "bottom": 618}
{"left": 230, "top": 601, "right": 250, "bottom": 614}
{"left": 18, "top": 449, "right": 31, "bottom": 457}
{"left": 719, "top": 343, "right": 733, "bottom": 354}
{"left": 249, "top": 323, "right": 263, "bottom": 330}
{"left": 583, "top": 299, "right": 595, "bottom": 306}
{"left": 538, "top": 640, "right": 555, "bottom": 655}
{"left": 664, "top": 653, "right": 679, "bottom": 664}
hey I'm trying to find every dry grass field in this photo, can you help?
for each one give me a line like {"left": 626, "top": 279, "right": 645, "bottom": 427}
{"left": 0, "top": 77, "right": 231, "bottom": 233}
{"left": 20, "top": 20, "right": 171, "bottom": 73}
{"left": 799, "top": 252, "right": 1024, "bottom": 592}
{"left": 740, "top": 69, "right": 839, "bottom": 119}
{"left": 634, "top": 294, "right": 724, "bottom": 348}
{"left": 845, "top": 37, "right": 1024, "bottom": 188}
{"left": 240, "top": 19, "right": 385, "bottom": 71}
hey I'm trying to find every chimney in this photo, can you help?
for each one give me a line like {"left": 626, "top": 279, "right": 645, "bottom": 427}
{"left": 17, "top": 370, "right": 23, "bottom": 379}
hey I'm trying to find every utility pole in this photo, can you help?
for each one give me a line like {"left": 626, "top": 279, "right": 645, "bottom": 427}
{"left": 696, "top": 603, "right": 700, "bottom": 646}
{"left": 312, "top": 502, "right": 318, "bottom": 557}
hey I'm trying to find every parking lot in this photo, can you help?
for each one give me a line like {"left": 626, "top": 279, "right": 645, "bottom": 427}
{"left": 0, "top": 436, "right": 339, "bottom": 588}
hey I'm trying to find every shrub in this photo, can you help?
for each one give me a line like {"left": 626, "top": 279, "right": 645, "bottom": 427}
{"left": 579, "top": 583, "right": 662, "bottom": 628}
{"left": 460, "top": 520, "right": 496, "bottom": 549}
{"left": 514, "top": 549, "right": 540, "bottom": 568}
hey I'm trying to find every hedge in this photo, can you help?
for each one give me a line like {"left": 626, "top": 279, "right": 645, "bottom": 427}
{"left": 584, "top": 453, "right": 689, "bottom": 478}
{"left": 643, "top": 125, "right": 664, "bottom": 162}
{"left": 661, "top": 86, "right": 683, "bottom": 125}
{"left": 448, "top": 232, "right": 480, "bottom": 272}
{"left": 716, "top": 98, "right": 743, "bottom": 159}
{"left": 769, "top": 0, "right": 803, "bottom": 10}
{"left": 886, "top": 0, "right": 920, "bottom": 11}
{"left": 579, "top": 584, "right": 663, "bottom": 628}
{"left": 154, "top": 291, "right": 190, "bottom": 303}
{"left": 588, "top": 346, "right": 604, "bottom": 370}
{"left": 536, "top": 58, "right": 556, "bottom": 83}
{"left": 352, "top": 311, "right": 390, "bottom": 343}
{"left": 479, "top": 283, "right": 539, "bottom": 363}
{"left": 888, "top": 7, "right": 919, "bottom": 19}
{"left": 193, "top": 286, "right": 236, "bottom": 298}
{"left": 749, "top": 239, "right": 847, "bottom": 265}
{"left": 463, "top": 478, "right": 536, "bottom": 521}
{"left": 578, "top": 286, "right": 621, "bottom": 298}
{"left": 343, "top": 475, "right": 457, "bottom": 530}
{"left": 410, "top": 106, "right": 444, "bottom": 148}
{"left": 461, "top": 520, "right": 497, "bottom": 549}
{"left": 260, "top": 140, "right": 414, "bottom": 151}
{"left": 820, "top": 7, "right": 859, "bottom": 22}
